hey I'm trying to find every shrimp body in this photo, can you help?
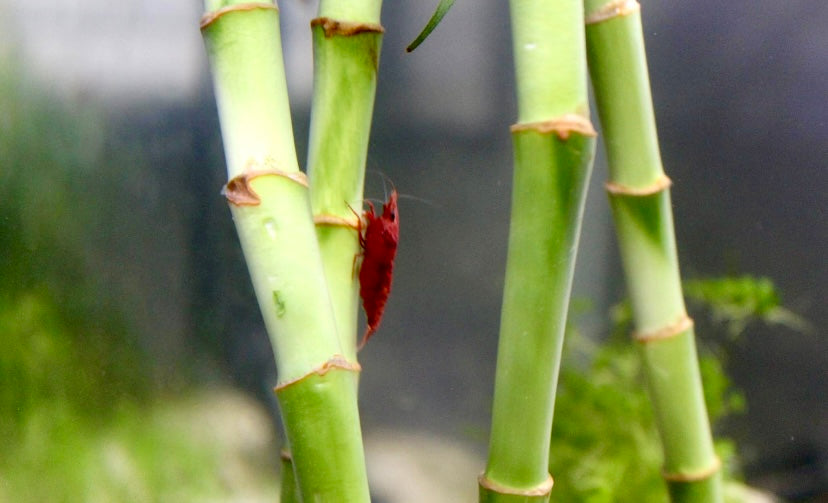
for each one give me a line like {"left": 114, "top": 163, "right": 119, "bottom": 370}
{"left": 357, "top": 190, "right": 399, "bottom": 349}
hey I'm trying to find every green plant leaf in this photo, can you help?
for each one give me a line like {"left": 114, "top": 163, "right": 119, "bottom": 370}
{"left": 405, "top": 0, "right": 455, "bottom": 53}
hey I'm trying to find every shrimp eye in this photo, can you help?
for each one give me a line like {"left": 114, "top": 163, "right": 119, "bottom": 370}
{"left": 390, "top": 211, "right": 396, "bottom": 222}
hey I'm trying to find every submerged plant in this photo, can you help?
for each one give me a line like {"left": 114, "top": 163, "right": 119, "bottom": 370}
{"left": 549, "top": 318, "right": 741, "bottom": 502}
{"left": 684, "top": 276, "right": 811, "bottom": 337}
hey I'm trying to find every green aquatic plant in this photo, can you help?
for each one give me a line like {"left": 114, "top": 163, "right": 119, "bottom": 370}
{"left": 685, "top": 276, "right": 811, "bottom": 337}
{"left": 549, "top": 321, "right": 742, "bottom": 502}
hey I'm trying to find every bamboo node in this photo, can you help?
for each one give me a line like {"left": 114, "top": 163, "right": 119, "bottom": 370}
{"left": 313, "top": 213, "right": 361, "bottom": 229}
{"left": 585, "top": 0, "right": 640, "bottom": 25}
{"left": 273, "top": 355, "right": 362, "bottom": 392}
{"left": 223, "top": 162, "right": 309, "bottom": 206}
{"left": 279, "top": 448, "right": 292, "bottom": 461}
{"left": 311, "top": 17, "right": 385, "bottom": 37}
{"left": 605, "top": 175, "right": 672, "bottom": 197}
{"left": 200, "top": 2, "right": 278, "bottom": 30}
{"left": 662, "top": 456, "right": 722, "bottom": 482}
{"left": 634, "top": 314, "right": 694, "bottom": 343}
{"left": 511, "top": 114, "right": 597, "bottom": 140}
{"left": 478, "top": 473, "right": 554, "bottom": 496}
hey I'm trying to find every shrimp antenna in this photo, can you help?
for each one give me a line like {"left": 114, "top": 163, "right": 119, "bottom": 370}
{"left": 397, "top": 193, "right": 441, "bottom": 209}
{"left": 366, "top": 168, "right": 396, "bottom": 200}
{"left": 364, "top": 169, "right": 440, "bottom": 208}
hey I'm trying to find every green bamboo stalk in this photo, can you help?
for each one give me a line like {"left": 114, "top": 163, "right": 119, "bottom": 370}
{"left": 306, "top": 0, "right": 384, "bottom": 361}
{"left": 200, "top": 2, "right": 370, "bottom": 501}
{"left": 279, "top": 449, "right": 298, "bottom": 502}
{"left": 280, "top": 2, "right": 383, "bottom": 499}
{"left": 480, "top": 1, "right": 596, "bottom": 501}
{"left": 583, "top": 1, "right": 722, "bottom": 501}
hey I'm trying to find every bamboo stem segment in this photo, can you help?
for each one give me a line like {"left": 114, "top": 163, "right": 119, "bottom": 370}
{"left": 479, "top": 473, "right": 555, "bottom": 502}
{"left": 483, "top": 125, "right": 595, "bottom": 502}
{"left": 276, "top": 366, "right": 369, "bottom": 500}
{"left": 306, "top": 7, "right": 383, "bottom": 359}
{"left": 279, "top": 449, "right": 299, "bottom": 503}
{"left": 482, "top": 1, "right": 596, "bottom": 500}
{"left": 584, "top": 1, "right": 722, "bottom": 500}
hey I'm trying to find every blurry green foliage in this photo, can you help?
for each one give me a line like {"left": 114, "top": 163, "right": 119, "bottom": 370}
{"left": 0, "top": 67, "right": 163, "bottom": 499}
{"left": 0, "top": 67, "right": 149, "bottom": 433}
{"left": 0, "top": 66, "right": 282, "bottom": 502}
{"left": 0, "top": 393, "right": 279, "bottom": 502}
{"left": 685, "top": 276, "right": 812, "bottom": 337}
{"left": 550, "top": 330, "right": 665, "bottom": 501}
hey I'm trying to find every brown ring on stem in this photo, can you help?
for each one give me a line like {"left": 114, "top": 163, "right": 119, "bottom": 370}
{"left": 585, "top": 0, "right": 640, "bottom": 25}
{"left": 478, "top": 473, "right": 554, "bottom": 497}
{"left": 511, "top": 114, "right": 598, "bottom": 141}
{"left": 223, "top": 170, "right": 309, "bottom": 206}
{"left": 662, "top": 456, "right": 722, "bottom": 482}
{"left": 313, "top": 214, "right": 361, "bottom": 229}
{"left": 280, "top": 448, "right": 292, "bottom": 461}
{"left": 273, "top": 355, "right": 362, "bottom": 392}
{"left": 311, "top": 17, "right": 385, "bottom": 38}
{"left": 200, "top": 2, "right": 278, "bottom": 30}
{"left": 634, "top": 314, "right": 694, "bottom": 343}
{"left": 605, "top": 174, "right": 672, "bottom": 196}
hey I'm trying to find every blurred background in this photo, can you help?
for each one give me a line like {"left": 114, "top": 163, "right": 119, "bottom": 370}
{"left": 0, "top": 0, "right": 825, "bottom": 501}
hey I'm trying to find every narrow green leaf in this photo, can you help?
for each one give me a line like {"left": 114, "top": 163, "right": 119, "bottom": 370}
{"left": 406, "top": 0, "right": 455, "bottom": 53}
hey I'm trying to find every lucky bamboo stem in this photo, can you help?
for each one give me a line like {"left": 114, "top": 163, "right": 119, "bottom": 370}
{"left": 279, "top": 1, "right": 383, "bottom": 498}
{"left": 480, "top": 1, "right": 596, "bottom": 501}
{"left": 279, "top": 449, "right": 298, "bottom": 502}
{"left": 307, "top": 0, "right": 384, "bottom": 361}
{"left": 584, "top": 1, "right": 722, "bottom": 501}
{"left": 200, "top": 2, "right": 370, "bottom": 500}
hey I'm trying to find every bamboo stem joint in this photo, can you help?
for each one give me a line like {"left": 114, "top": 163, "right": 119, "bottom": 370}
{"left": 510, "top": 114, "right": 597, "bottom": 140}
{"left": 634, "top": 314, "right": 693, "bottom": 343}
{"left": 274, "top": 354, "right": 362, "bottom": 392}
{"left": 223, "top": 168, "right": 309, "bottom": 206}
{"left": 200, "top": 2, "right": 278, "bottom": 29}
{"left": 585, "top": 0, "right": 640, "bottom": 25}
{"left": 605, "top": 174, "right": 672, "bottom": 197}
{"left": 662, "top": 456, "right": 722, "bottom": 483}
{"left": 313, "top": 214, "right": 361, "bottom": 229}
{"left": 478, "top": 473, "right": 555, "bottom": 497}
{"left": 310, "top": 17, "right": 384, "bottom": 38}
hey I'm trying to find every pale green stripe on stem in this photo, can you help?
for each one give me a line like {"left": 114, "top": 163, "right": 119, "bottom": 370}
{"left": 585, "top": 0, "right": 660, "bottom": 188}
{"left": 609, "top": 188, "right": 685, "bottom": 332}
{"left": 510, "top": 0, "right": 590, "bottom": 122}
{"left": 202, "top": 2, "right": 297, "bottom": 179}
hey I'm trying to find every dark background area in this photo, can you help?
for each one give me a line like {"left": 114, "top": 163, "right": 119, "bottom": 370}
{"left": 1, "top": 0, "right": 825, "bottom": 500}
